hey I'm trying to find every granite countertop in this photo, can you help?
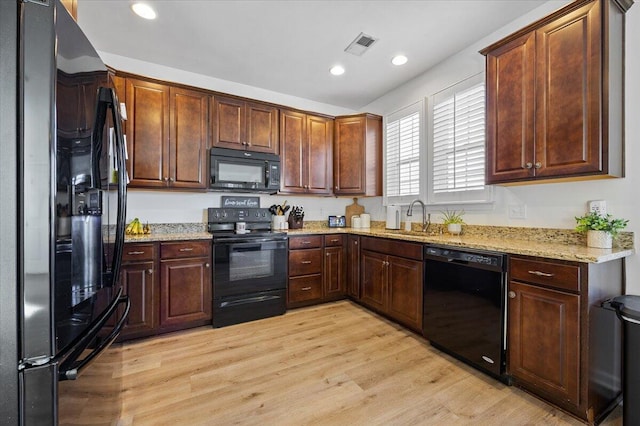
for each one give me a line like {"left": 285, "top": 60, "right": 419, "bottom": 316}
{"left": 286, "top": 225, "right": 635, "bottom": 264}
{"left": 123, "top": 222, "right": 635, "bottom": 264}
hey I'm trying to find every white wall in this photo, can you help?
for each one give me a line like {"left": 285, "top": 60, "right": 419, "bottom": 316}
{"left": 361, "top": 1, "right": 640, "bottom": 294}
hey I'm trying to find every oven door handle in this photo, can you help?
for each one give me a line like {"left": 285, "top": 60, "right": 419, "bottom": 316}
{"left": 231, "top": 244, "right": 263, "bottom": 253}
{"left": 220, "top": 294, "right": 282, "bottom": 307}
{"left": 216, "top": 237, "right": 287, "bottom": 245}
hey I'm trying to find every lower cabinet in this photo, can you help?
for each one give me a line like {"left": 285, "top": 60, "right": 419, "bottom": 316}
{"left": 118, "top": 240, "right": 212, "bottom": 341}
{"left": 159, "top": 240, "right": 212, "bottom": 329}
{"left": 119, "top": 243, "right": 158, "bottom": 340}
{"left": 507, "top": 256, "right": 623, "bottom": 424}
{"left": 359, "top": 237, "right": 423, "bottom": 332}
{"left": 346, "top": 235, "right": 361, "bottom": 299}
{"left": 287, "top": 234, "right": 346, "bottom": 308}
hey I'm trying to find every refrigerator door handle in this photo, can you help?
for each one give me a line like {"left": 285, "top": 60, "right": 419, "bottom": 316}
{"left": 58, "top": 294, "right": 130, "bottom": 381}
{"left": 92, "top": 87, "right": 128, "bottom": 287}
{"left": 51, "top": 287, "right": 124, "bottom": 370}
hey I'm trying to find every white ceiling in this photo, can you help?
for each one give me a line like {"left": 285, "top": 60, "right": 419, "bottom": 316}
{"left": 78, "top": 1, "right": 559, "bottom": 110}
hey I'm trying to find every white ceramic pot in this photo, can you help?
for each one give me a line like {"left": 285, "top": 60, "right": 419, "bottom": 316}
{"left": 587, "top": 230, "right": 613, "bottom": 249}
{"left": 447, "top": 223, "right": 462, "bottom": 235}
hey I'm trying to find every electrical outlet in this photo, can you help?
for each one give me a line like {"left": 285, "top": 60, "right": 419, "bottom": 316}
{"left": 588, "top": 200, "right": 607, "bottom": 216}
{"left": 508, "top": 204, "right": 527, "bottom": 219}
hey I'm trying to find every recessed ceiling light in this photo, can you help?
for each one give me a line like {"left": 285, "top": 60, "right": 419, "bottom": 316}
{"left": 330, "top": 65, "right": 345, "bottom": 76}
{"left": 131, "top": 2, "right": 157, "bottom": 20}
{"left": 392, "top": 55, "right": 408, "bottom": 66}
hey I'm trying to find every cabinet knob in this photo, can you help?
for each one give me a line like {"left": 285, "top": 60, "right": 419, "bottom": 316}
{"left": 205, "top": 263, "right": 210, "bottom": 268}
{"left": 524, "top": 162, "right": 533, "bottom": 169}
{"left": 534, "top": 162, "right": 542, "bottom": 169}
{"left": 169, "top": 177, "right": 175, "bottom": 182}
{"left": 508, "top": 291, "right": 516, "bottom": 299}
{"left": 354, "top": 241, "right": 358, "bottom": 245}
{"left": 164, "top": 177, "right": 169, "bottom": 182}
{"left": 147, "top": 269, "right": 153, "bottom": 275}
{"left": 301, "top": 260, "right": 312, "bottom": 264}
{"left": 128, "top": 251, "right": 145, "bottom": 255}
{"left": 301, "top": 286, "right": 312, "bottom": 291}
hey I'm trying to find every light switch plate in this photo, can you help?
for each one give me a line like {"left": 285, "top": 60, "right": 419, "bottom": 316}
{"left": 509, "top": 204, "right": 527, "bottom": 219}
{"left": 588, "top": 200, "right": 607, "bottom": 215}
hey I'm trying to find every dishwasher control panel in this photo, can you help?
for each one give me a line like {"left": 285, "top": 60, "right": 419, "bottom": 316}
{"left": 424, "top": 245, "right": 506, "bottom": 271}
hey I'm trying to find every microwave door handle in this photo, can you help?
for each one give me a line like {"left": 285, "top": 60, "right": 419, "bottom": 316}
{"left": 265, "top": 163, "right": 270, "bottom": 188}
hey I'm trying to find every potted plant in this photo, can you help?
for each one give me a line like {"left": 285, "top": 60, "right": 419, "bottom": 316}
{"left": 575, "top": 211, "right": 628, "bottom": 249}
{"left": 441, "top": 209, "right": 465, "bottom": 235}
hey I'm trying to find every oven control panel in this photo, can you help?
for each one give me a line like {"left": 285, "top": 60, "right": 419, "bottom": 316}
{"left": 208, "top": 207, "right": 271, "bottom": 224}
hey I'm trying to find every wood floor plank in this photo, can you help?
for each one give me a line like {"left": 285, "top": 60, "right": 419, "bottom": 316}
{"left": 60, "top": 300, "right": 622, "bottom": 426}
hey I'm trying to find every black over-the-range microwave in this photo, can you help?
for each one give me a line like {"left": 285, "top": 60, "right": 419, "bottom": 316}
{"left": 210, "top": 147, "right": 281, "bottom": 193}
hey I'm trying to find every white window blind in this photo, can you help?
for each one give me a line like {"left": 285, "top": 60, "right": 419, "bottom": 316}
{"left": 384, "top": 101, "right": 423, "bottom": 204}
{"left": 428, "top": 73, "right": 492, "bottom": 205}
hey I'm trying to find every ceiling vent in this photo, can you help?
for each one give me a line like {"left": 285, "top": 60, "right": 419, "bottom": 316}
{"left": 344, "top": 32, "right": 379, "bottom": 56}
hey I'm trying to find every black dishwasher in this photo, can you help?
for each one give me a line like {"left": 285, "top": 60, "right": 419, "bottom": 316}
{"left": 423, "top": 245, "right": 509, "bottom": 382}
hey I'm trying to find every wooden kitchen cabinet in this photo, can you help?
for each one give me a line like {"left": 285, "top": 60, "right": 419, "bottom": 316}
{"left": 333, "top": 114, "right": 382, "bottom": 196}
{"left": 279, "top": 109, "right": 333, "bottom": 195}
{"left": 125, "top": 77, "right": 209, "bottom": 190}
{"left": 324, "top": 235, "right": 346, "bottom": 300}
{"left": 360, "top": 237, "right": 423, "bottom": 332}
{"left": 507, "top": 256, "right": 624, "bottom": 424}
{"left": 118, "top": 243, "right": 158, "bottom": 340}
{"left": 212, "top": 95, "right": 279, "bottom": 154}
{"left": 482, "top": 0, "right": 628, "bottom": 185}
{"left": 60, "top": 0, "right": 77, "bottom": 20}
{"left": 287, "top": 234, "right": 346, "bottom": 308}
{"left": 346, "top": 235, "right": 361, "bottom": 299}
{"left": 159, "top": 241, "right": 212, "bottom": 329}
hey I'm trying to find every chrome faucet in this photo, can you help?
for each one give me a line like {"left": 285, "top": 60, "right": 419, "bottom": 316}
{"left": 407, "top": 199, "right": 431, "bottom": 232}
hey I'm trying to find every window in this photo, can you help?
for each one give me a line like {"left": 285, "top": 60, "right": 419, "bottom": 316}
{"left": 427, "top": 73, "right": 492, "bottom": 205}
{"left": 384, "top": 101, "right": 423, "bottom": 205}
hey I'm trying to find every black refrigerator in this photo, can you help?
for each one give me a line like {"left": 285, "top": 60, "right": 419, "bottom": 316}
{"left": 1, "top": 1, "right": 130, "bottom": 424}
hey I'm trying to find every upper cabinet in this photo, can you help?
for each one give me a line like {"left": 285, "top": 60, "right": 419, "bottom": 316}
{"left": 334, "top": 114, "right": 382, "bottom": 196}
{"left": 124, "top": 77, "right": 209, "bottom": 190}
{"left": 482, "top": 0, "right": 630, "bottom": 185}
{"left": 279, "top": 109, "right": 333, "bottom": 195}
{"left": 212, "top": 95, "right": 279, "bottom": 154}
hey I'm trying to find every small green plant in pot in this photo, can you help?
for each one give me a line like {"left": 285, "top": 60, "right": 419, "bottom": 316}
{"left": 575, "top": 211, "right": 628, "bottom": 248}
{"left": 441, "top": 209, "right": 465, "bottom": 235}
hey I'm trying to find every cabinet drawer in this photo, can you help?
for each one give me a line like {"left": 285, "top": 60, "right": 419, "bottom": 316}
{"left": 160, "top": 241, "right": 211, "bottom": 259}
{"left": 289, "top": 275, "right": 323, "bottom": 303}
{"left": 289, "top": 248, "right": 323, "bottom": 276}
{"left": 510, "top": 257, "right": 581, "bottom": 292}
{"left": 360, "top": 236, "right": 423, "bottom": 261}
{"left": 288, "top": 235, "right": 323, "bottom": 250}
{"left": 324, "top": 234, "right": 345, "bottom": 247}
{"left": 122, "top": 243, "right": 156, "bottom": 262}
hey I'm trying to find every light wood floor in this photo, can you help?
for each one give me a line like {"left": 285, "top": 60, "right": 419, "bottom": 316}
{"left": 59, "top": 301, "right": 623, "bottom": 425}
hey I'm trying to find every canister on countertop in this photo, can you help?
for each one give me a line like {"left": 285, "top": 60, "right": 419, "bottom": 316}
{"left": 360, "top": 213, "right": 371, "bottom": 229}
{"left": 351, "top": 216, "right": 362, "bottom": 228}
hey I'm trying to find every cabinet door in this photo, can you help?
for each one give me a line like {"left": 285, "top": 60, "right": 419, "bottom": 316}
{"left": 386, "top": 255, "right": 423, "bottom": 332}
{"left": 535, "top": 1, "right": 601, "bottom": 178}
{"left": 119, "top": 261, "right": 157, "bottom": 339}
{"left": 246, "top": 101, "right": 279, "bottom": 154}
{"left": 324, "top": 246, "right": 345, "bottom": 300}
{"left": 508, "top": 281, "right": 580, "bottom": 406}
{"left": 126, "top": 78, "right": 170, "bottom": 187}
{"left": 212, "top": 96, "right": 245, "bottom": 150}
{"left": 347, "top": 235, "right": 360, "bottom": 299}
{"left": 360, "top": 250, "right": 386, "bottom": 312}
{"left": 334, "top": 116, "right": 365, "bottom": 194}
{"left": 279, "top": 109, "right": 307, "bottom": 193}
{"left": 306, "top": 115, "right": 333, "bottom": 194}
{"left": 169, "top": 87, "right": 209, "bottom": 189}
{"left": 485, "top": 32, "right": 536, "bottom": 184}
{"left": 160, "top": 257, "right": 212, "bottom": 327}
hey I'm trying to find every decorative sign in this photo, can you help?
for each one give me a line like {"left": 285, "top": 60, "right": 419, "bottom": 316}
{"left": 221, "top": 196, "right": 260, "bottom": 208}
